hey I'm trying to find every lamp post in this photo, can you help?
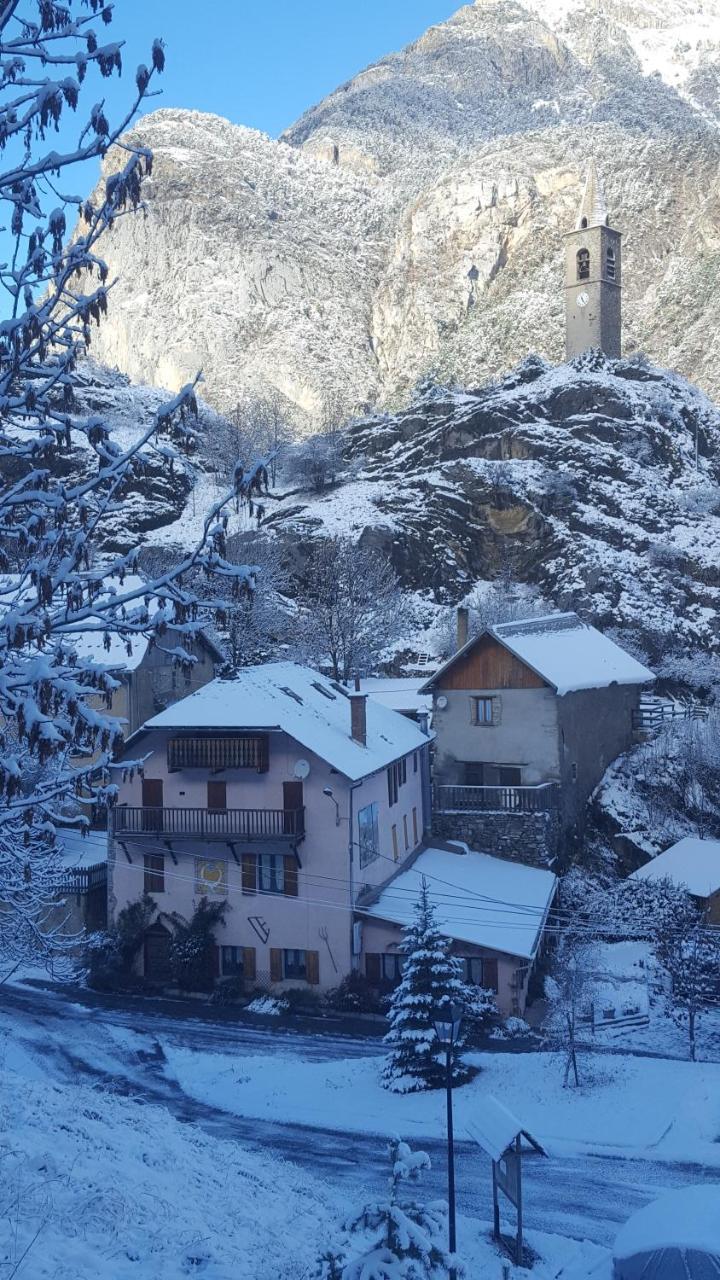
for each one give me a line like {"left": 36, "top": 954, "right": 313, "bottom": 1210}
{"left": 433, "top": 1001, "right": 464, "bottom": 1278}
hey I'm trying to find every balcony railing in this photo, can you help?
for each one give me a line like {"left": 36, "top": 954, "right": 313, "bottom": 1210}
{"left": 59, "top": 862, "right": 108, "bottom": 894}
{"left": 111, "top": 806, "right": 305, "bottom": 841}
{"left": 434, "top": 783, "right": 558, "bottom": 814}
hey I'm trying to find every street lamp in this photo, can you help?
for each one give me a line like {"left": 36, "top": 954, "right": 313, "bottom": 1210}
{"left": 433, "top": 1001, "right": 464, "bottom": 1278}
{"left": 322, "top": 786, "right": 341, "bottom": 826}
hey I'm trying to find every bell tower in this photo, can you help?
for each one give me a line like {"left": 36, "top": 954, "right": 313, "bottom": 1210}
{"left": 565, "top": 160, "right": 622, "bottom": 360}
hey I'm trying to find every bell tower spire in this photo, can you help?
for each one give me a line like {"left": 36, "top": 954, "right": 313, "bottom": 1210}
{"left": 565, "top": 160, "right": 622, "bottom": 360}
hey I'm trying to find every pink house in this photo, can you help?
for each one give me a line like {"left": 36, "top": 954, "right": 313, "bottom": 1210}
{"left": 109, "top": 662, "right": 432, "bottom": 990}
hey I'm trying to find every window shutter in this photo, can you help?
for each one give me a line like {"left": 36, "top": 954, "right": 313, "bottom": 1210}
{"left": 212, "top": 945, "right": 220, "bottom": 979}
{"left": 283, "top": 855, "right": 298, "bottom": 897}
{"left": 242, "top": 853, "right": 256, "bottom": 894}
{"left": 243, "top": 947, "right": 256, "bottom": 982}
{"left": 306, "top": 950, "right": 320, "bottom": 985}
{"left": 492, "top": 697, "right": 502, "bottom": 726}
{"left": 482, "top": 958, "right": 499, "bottom": 993}
{"left": 270, "top": 948, "right": 283, "bottom": 983}
{"left": 365, "top": 953, "right": 381, "bottom": 983}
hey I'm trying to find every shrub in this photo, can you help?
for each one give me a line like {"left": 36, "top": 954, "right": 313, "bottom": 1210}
{"left": 168, "top": 898, "right": 228, "bottom": 992}
{"left": 326, "top": 972, "right": 385, "bottom": 1014}
{"left": 85, "top": 895, "right": 157, "bottom": 991}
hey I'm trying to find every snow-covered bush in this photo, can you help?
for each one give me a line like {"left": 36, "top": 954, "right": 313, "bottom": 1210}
{"left": 382, "top": 879, "right": 491, "bottom": 1093}
{"left": 247, "top": 995, "right": 289, "bottom": 1016}
{"left": 326, "top": 971, "right": 385, "bottom": 1014}
{"left": 314, "top": 1138, "right": 458, "bottom": 1280}
{"left": 85, "top": 894, "right": 157, "bottom": 990}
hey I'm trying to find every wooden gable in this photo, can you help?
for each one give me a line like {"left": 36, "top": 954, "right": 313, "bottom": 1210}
{"left": 436, "top": 634, "right": 548, "bottom": 692}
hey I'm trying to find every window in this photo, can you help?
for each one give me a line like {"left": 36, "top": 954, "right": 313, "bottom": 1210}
{"left": 571, "top": 763, "right": 578, "bottom": 782}
{"left": 195, "top": 857, "right": 228, "bottom": 896}
{"left": 403, "top": 814, "right": 409, "bottom": 850}
{"left": 387, "top": 759, "right": 405, "bottom": 806}
{"left": 381, "top": 954, "right": 404, "bottom": 983}
{"left": 471, "top": 696, "right": 495, "bottom": 726}
{"left": 606, "top": 246, "right": 616, "bottom": 280}
{"left": 144, "top": 853, "right": 165, "bottom": 893}
{"left": 413, "top": 752, "right": 418, "bottom": 774}
{"left": 242, "top": 853, "right": 298, "bottom": 897}
{"left": 392, "top": 824, "right": 399, "bottom": 861}
{"left": 221, "top": 946, "right": 245, "bottom": 976}
{"left": 358, "top": 802, "right": 380, "bottom": 869}
{"left": 283, "top": 949, "right": 307, "bottom": 980}
{"left": 259, "top": 854, "right": 286, "bottom": 894}
{"left": 577, "top": 247, "right": 590, "bottom": 280}
{"left": 412, "top": 807, "right": 418, "bottom": 844}
{"left": 462, "top": 761, "right": 485, "bottom": 786}
{"left": 461, "top": 956, "right": 499, "bottom": 992}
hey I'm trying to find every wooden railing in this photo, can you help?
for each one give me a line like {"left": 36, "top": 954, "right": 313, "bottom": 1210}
{"left": 434, "top": 783, "right": 558, "bottom": 814}
{"left": 59, "top": 862, "right": 107, "bottom": 894}
{"left": 633, "top": 697, "right": 709, "bottom": 733}
{"left": 111, "top": 806, "right": 305, "bottom": 840}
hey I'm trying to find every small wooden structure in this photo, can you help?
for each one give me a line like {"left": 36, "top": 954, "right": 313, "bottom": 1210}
{"left": 467, "top": 1097, "right": 547, "bottom": 1266}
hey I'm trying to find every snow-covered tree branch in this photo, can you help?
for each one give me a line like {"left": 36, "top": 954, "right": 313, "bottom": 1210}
{"left": 0, "top": 1, "right": 267, "bottom": 965}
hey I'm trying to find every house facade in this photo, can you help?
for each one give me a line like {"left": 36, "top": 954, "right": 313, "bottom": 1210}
{"left": 422, "top": 612, "right": 654, "bottom": 866}
{"left": 108, "top": 663, "right": 432, "bottom": 990}
{"left": 358, "top": 841, "right": 557, "bottom": 1017}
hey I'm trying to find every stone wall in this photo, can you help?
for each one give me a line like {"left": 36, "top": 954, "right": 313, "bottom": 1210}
{"left": 432, "top": 809, "right": 559, "bottom": 868}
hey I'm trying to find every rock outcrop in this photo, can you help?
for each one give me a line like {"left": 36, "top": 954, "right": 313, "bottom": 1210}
{"left": 77, "top": 0, "right": 720, "bottom": 424}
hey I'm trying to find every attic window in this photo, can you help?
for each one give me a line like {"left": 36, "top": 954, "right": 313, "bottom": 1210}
{"left": 311, "top": 681, "right": 336, "bottom": 701}
{"left": 279, "top": 686, "right": 303, "bottom": 705}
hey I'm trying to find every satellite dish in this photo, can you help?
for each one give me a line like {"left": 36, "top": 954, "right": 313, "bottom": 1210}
{"left": 294, "top": 759, "right": 310, "bottom": 780}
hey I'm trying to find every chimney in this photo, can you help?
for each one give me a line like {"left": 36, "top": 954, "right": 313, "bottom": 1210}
{"left": 456, "top": 606, "right": 469, "bottom": 651}
{"left": 350, "top": 692, "right": 367, "bottom": 746}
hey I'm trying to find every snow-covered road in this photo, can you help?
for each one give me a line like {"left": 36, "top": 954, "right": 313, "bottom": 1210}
{"left": 2, "top": 982, "right": 716, "bottom": 1251}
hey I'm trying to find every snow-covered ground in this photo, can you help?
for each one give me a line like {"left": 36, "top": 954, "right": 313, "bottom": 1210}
{"left": 0, "top": 985, "right": 613, "bottom": 1279}
{"left": 163, "top": 1042, "right": 720, "bottom": 1168}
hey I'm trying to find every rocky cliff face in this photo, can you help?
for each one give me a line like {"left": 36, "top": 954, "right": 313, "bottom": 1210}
{"left": 80, "top": 0, "right": 720, "bottom": 423}
{"left": 262, "top": 352, "right": 720, "bottom": 675}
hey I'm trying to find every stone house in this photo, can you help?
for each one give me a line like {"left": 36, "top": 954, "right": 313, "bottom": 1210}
{"left": 358, "top": 840, "right": 557, "bottom": 1017}
{"left": 108, "top": 662, "right": 433, "bottom": 990}
{"left": 421, "top": 612, "right": 654, "bottom": 865}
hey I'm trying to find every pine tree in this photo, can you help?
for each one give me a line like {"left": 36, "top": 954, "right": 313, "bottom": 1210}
{"left": 314, "top": 1138, "right": 458, "bottom": 1280}
{"left": 382, "top": 879, "right": 482, "bottom": 1093}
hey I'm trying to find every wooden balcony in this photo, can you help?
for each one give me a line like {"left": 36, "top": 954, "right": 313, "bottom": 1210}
{"left": 111, "top": 806, "right": 305, "bottom": 841}
{"left": 434, "top": 783, "right": 558, "bottom": 814}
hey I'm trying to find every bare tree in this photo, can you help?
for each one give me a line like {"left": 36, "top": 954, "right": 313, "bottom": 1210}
{"left": 294, "top": 536, "right": 406, "bottom": 680}
{"left": 437, "top": 575, "right": 548, "bottom": 659}
{"left": 232, "top": 389, "right": 295, "bottom": 486}
{"left": 544, "top": 931, "right": 599, "bottom": 1087}
{"left": 656, "top": 921, "right": 720, "bottom": 1061}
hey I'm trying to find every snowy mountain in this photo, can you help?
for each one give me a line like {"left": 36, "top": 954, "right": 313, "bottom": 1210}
{"left": 77, "top": 0, "right": 720, "bottom": 423}
{"left": 262, "top": 351, "right": 720, "bottom": 675}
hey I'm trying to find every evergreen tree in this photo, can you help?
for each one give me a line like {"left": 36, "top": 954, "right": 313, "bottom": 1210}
{"left": 313, "top": 1138, "right": 458, "bottom": 1280}
{"left": 382, "top": 879, "right": 490, "bottom": 1093}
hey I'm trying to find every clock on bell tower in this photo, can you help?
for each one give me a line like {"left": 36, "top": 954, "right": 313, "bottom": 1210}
{"left": 565, "top": 160, "right": 622, "bottom": 361}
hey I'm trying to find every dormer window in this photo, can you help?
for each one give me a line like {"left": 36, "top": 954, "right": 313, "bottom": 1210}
{"left": 577, "top": 248, "right": 590, "bottom": 281}
{"left": 606, "top": 246, "right": 616, "bottom": 280}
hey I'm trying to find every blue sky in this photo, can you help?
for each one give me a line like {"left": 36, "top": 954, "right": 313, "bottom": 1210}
{"left": 100, "top": 1, "right": 461, "bottom": 138}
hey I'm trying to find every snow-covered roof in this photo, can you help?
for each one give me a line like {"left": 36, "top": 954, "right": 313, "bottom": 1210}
{"left": 421, "top": 612, "right": 654, "bottom": 696}
{"left": 145, "top": 663, "right": 430, "bottom": 782}
{"left": 466, "top": 1096, "right": 546, "bottom": 1162}
{"left": 358, "top": 678, "right": 432, "bottom": 718}
{"left": 630, "top": 836, "right": 720, "bottom": 899}
{"left": 56, "top": 827, "right": 107, "bottom": 869}
{"left": 361, "top": 843, "right": 557, "bottom": 960}
{"left": 613, "top": 1185, "right": 720, "bottom": 1269}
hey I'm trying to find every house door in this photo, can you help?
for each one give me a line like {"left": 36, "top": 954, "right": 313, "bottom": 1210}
{"left": 283, "top": 781, "right": 303, "bottom": 835}
{"left": 144, "top": 922, "right": 172, "bottom": 984}
{"left": 142, "top": 778, "right": 163, "bottom": 832}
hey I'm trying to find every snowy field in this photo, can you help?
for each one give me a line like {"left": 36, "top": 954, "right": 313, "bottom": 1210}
{"left": 163, "top": 1043, "right": 720, "bottom": 1167}
{"left": 0, "top": 1012, "right": 609, "bottom": 1280}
